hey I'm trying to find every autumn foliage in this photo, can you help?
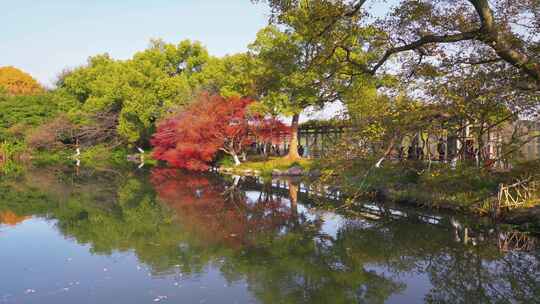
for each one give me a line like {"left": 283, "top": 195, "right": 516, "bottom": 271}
{"left": 0, "top": 211, "right": 30, "bottom": 226}
{"left": 0, "top": 66, "right": 43, "bottom": 96}
{"left": 150, "top": 169, "right": 295, "bottom": 249}
{"left": 151, "top": 94, "right": 289, "bottom": 171}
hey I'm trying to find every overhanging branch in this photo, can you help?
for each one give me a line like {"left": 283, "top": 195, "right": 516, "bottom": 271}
{"left": 370, "top": 30, "right": 481, "bottom": 74}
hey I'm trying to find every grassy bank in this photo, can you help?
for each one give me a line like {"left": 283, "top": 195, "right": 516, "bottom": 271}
{"left": 316, "top": 159, "right": 540, "bottom": 216}
{"left": 219, "top": 156, "right": 313, "bottom": 178}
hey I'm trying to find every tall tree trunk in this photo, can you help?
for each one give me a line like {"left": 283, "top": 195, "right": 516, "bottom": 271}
{"left": 477, "top": 132, "right": 484, "bottom": 167}
{"left": 287, "top": 114, "right": 301, "bottom": 160}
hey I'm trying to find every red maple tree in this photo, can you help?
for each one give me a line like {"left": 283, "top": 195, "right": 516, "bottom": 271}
{"left": 151, "top": 94, "right": 289, "bottom": 171}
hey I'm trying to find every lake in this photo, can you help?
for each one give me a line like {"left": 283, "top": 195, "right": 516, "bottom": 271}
{"left": 0, "top": 167, "right": 538, "bottom": 304}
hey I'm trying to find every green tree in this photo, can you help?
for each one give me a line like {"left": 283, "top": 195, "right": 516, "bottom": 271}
{"left": 249, "top": 25, "right": 343, "bottom": 159}
{"left": 0, "top": 91, "right": 77, "bottom": 142}
{"left": 60, "top": 39, "right": 210, "bottom": 145}
{"left": 199, "top": 53, "right": 257, "bottom": 98}
{"left": 259, "top": 0, "right": 540, "bottom": 90}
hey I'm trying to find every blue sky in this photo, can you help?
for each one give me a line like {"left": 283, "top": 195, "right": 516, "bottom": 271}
{"left": 1, "top": 0, "right": 269, "bottom": 86}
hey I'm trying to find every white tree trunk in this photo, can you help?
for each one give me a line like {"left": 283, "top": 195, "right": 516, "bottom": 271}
{"left": 375, "top": 157, "right": 385, "bottom": 168}
{"left": 233, "top": 175, "right": 241, "bottom": 187}
{"left": 233, "top": 154, "right": 241, "bottom": 166}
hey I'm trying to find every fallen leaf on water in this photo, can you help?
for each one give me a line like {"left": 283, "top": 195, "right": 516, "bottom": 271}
{"left": 153, "top": 295, "right": 168, "bottom": 302}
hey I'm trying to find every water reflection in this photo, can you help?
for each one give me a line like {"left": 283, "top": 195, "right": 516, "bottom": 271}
{"left": 151, "top": 169, "right": 305, "bottom": 250}
{"left": 0, "top": 168, "right": 538, "bottom": 304}
{"left": 0, "top": 211, "right": 30, "bottom": 226}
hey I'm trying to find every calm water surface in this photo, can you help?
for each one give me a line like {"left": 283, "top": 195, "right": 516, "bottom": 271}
{"left": 0, "top": 168, "right": 538, "bottom": 304}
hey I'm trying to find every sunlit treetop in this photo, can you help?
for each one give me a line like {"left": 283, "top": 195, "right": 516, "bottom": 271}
{"left": 0, "top": 66, "right": 44, "bottom": 96}
{"left": 256, "top": 0, "right": 540, "bottom": 91}
{"left": 57, "top": 39, "right": 212, "bottom": 144}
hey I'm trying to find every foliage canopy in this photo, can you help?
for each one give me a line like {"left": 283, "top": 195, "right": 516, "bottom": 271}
{"left": 0, "top": 66, "right": 44, "bottom": 96}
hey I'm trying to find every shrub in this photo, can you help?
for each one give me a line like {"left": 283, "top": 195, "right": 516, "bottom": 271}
{"left": 26, "top": 116, "right": 74, "bottom": 150}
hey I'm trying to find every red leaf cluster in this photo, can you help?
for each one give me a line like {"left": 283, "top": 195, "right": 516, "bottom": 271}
{"left": 151, "top": 93, "right": 290, "bottom": 171}
{"left": 151, "top": 94, "right": 252, "bottom": 170}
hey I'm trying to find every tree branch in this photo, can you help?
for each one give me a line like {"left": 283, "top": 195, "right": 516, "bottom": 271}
{"left": 468, "top": 0, "right": 540, "bottom": 83}
{"left": 371, "top": 30, "right": 481, "bottom": 74}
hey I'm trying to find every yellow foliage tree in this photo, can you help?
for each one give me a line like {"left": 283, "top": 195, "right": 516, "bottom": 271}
{"left": 0, "top": 66, "right": 43, "bottom": 96}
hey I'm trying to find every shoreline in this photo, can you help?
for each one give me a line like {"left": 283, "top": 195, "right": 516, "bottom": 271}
{"left": 217, "top": 165, "right": 540, "bottom": 230}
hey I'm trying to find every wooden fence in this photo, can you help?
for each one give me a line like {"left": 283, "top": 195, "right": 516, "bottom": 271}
{"left": 496, "top": 179, "right": 538, "bottom": 211}
{"left": 498, "top": 231, "right": 536, "bottom": 252}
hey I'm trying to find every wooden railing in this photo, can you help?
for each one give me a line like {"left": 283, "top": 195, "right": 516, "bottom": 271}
{"left": 496, "top": 178, "right": 538, "bottom": 211}
{"left": 498, "top": 231, "right": 536, "bottom": 252}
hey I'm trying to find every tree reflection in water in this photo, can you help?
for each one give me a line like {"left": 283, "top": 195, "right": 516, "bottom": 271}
{"left": 151, "top": 168, "right": 303, "bottom": 250}
{"left": 0, "top": 168, "right": 538, "bottom": 303}
{"left": 0, "top": 210, "right": 31, "bottom": 226}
